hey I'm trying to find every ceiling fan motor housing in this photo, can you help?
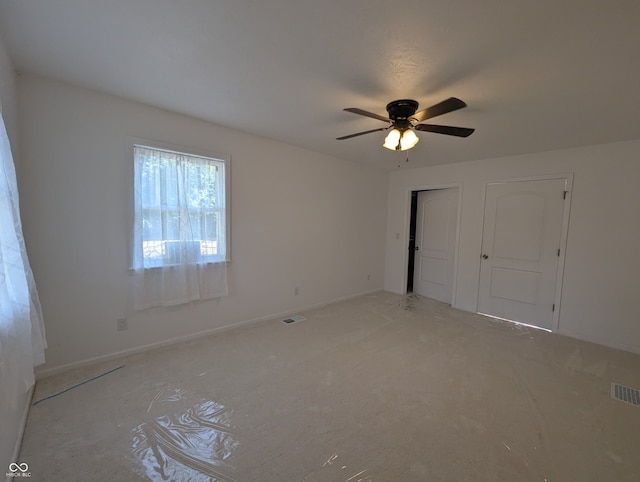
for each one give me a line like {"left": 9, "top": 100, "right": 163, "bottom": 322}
{"left": 386, "top": 99, "right": 419, "bottom": 128}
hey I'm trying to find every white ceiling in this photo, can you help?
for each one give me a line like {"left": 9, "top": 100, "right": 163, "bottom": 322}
{"left": 1, "top": 0, "right": 639, "bottom": 169}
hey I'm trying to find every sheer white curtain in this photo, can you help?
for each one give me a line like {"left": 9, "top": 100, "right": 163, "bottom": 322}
{"left": 132, "top": 146, "right": 228, "bottom": 310}
{"left": 0, "top": 114, "right": 46, "bottom": 412}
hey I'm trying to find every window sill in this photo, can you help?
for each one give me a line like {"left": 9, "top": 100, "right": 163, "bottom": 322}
{"left": 129, "top": 259, "right": 231, "bottom": 274}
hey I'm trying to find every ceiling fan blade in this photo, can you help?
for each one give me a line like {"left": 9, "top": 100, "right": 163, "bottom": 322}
{"left": 414, "top": 124, "right": 475, "bottom": 137}
{"left": 336, "top": 127, "right": 389, "bottom": 140}
{"left": 411, "top": 97, "right": 467, "bottom": 123}
{"left": 344, "top": 107, "right": 391, "bottom": 123}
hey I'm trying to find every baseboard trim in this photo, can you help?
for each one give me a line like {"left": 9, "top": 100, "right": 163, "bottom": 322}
{"left": 36, "top": 289, "right": 382, "bottom": 379}
{"left": 556, "top": 328, "right": 640, "bottom": 356}
{"left": 5, "top": 384, "right": 34, "bottom": 482}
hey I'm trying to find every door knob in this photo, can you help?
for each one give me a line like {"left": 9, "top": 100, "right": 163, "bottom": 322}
{"left": 482, "top": 254, "right": 489, "bottom": 259}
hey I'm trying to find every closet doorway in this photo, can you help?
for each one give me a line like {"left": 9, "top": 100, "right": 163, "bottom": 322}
{"left": 407, "top": 188, "right": 459, "bottom": 304}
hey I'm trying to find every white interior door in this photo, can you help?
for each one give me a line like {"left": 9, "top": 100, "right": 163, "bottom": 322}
{"left": 478, "top": 179, "right": 566, "bottom": 330}
{"left": 413, "top": 188, "right": 458, "bottom": 303}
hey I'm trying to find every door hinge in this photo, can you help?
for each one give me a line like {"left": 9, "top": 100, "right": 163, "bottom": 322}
{"left": 563, "top": 190, "right": 569, "bottom": 200}
{"left": 552, "top": 303, "right": 555, "bottom": 312}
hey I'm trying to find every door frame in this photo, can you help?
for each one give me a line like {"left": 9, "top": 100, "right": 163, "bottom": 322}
{"left": 477, "top": 173, "right": 574, "bottom": 333}
{"left": 402, "top": 183, "right": 463, "bottom": 306}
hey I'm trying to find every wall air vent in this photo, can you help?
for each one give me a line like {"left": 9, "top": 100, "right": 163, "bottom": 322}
{"left": 611, "top": 383, "right": 640, "bottom": 407}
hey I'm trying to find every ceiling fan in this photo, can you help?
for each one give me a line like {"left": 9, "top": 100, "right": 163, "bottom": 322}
{"left": 337, "top": 97, "right": 474, "bottom": 151}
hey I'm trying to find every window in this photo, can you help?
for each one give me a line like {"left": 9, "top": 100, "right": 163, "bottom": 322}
{"left": 133, "top": 145, "right": 229, "bottom": 268}
{"left": 131, "top": 143, "right": 230, "bottom": 309}
{"left": 0, "top": 114, "right": 47, "bottom": 403}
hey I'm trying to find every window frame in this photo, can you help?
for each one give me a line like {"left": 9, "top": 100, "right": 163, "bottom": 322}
{"left": 129, "top": 138, "right": 231, "bottom": 269}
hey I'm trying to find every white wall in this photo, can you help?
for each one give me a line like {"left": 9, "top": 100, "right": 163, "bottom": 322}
{"left": 385, "top": 141, "right": 640, "bottom": 353}
{"left": 17, "top": 74, "right": 388, "bottom": 372}
{"left": 0, "top": 31, "right": 26, "bottom": 479}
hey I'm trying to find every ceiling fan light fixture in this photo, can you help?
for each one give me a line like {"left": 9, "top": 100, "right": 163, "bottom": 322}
{"left": 339, "top": 97, "right": 472, "bottom": 152}
{"left": 384, "top": 128, "right": 419, "bottom": 151}
{"left": 399, "top": 129, "right": 419, "bottom": 151}
{"left": 383, "top": 128, "right": 402, "bottom": 150}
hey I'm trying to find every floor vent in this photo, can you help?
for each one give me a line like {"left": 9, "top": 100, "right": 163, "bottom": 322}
{"left": 282, "top": 315, "right": 306, "bottom": 324}
{"left": 611, "top": 383, "right": 640, "bottom": 407}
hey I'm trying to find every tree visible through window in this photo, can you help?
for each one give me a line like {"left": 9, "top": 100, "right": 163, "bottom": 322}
{"left": 133, "top": 145, "right": 228, "bottom": 269}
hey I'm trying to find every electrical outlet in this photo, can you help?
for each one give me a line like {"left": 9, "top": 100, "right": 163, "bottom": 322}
{"left": 117, "top": 318, "right": 128, "bottom": 331}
